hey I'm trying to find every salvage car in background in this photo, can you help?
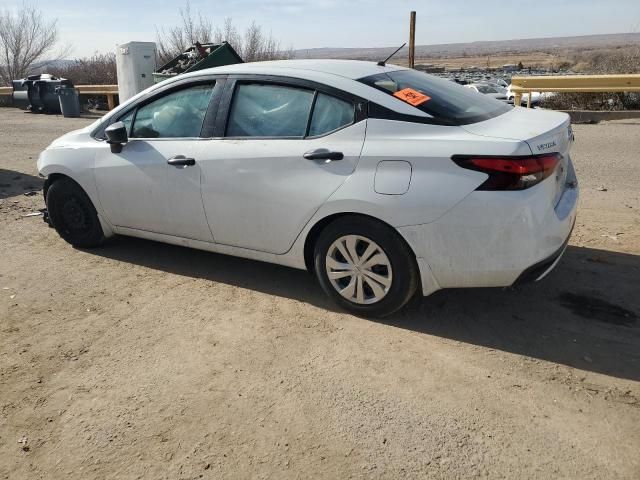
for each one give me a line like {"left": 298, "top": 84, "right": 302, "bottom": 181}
{"left": 506, "top": 84, "right": 556, "bottom": 106}
{"left": 38, "top": 60, "right": 578, "bottom": 317}
{"left": 465, "top": 82, "right": 509, "bottom": 102}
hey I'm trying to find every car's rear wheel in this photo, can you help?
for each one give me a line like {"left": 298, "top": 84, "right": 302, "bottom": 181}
{"left": 46, "top": 177, "right": 105, "bottom": 248}
{"left": 313, "top": 216, "right": 419, "bottom": 317}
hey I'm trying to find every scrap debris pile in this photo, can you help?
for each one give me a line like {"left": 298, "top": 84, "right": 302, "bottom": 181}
{"left": 156, "top": 42, "right": 216, "bottom": 76}
{"left": 153, "top": 41, "right": 243, "bottom": 84}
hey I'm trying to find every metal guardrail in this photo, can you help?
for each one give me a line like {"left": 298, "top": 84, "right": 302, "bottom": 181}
{"left": 4, "top": 75, "right": 640, "bottom": 111}
{"left": 73, "top": 85, "right": 119, "bottom": 109}
{"left": 511, "top": 74, "right": 640, "bottom": 108}
{"left": 0, "top": 84, "right": 119, "bottom": 110}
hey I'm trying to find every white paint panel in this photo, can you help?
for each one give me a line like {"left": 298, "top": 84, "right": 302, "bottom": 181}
{"left": 199, "top": 121, "right": 366, "bottom": 254}
{"left": 374, "top": 160, "right": 412, "bottom": 195}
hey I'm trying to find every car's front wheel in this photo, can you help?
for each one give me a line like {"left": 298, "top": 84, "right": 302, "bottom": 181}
{"left": 314, "top": 216, "right": 419, "bottom": 317}
{"left": 46, "top": 177, "right": 105, "bottom": 248}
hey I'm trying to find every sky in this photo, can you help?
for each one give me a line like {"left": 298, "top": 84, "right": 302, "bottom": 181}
{"left": 4, "top": 0, "right": 640, "bottom": 58}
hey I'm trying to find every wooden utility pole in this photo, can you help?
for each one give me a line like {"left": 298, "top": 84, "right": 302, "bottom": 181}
{"left": 409, "top": 11, "right": 416, "bottom": 68}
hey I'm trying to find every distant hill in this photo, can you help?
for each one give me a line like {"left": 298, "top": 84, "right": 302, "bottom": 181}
{"left": 26, "top": 59, "right": 76, "bottom": 76}
{"left": 292, "top": 32, "right": 640, "bottom": 60}
{"left": 32, "top": 59, "right": 76, "bottom": 69}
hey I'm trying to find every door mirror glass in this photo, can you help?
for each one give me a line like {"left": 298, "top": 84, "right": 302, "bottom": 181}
{"left": 105, "top": 121, "right": 128, "bottom": 153}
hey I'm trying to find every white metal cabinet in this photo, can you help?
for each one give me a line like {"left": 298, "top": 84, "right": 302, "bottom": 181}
{"left": 116, "top": 42, "right": 156, "bottom": 103}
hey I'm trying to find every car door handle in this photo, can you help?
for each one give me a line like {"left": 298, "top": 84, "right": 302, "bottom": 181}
{"left": 303, "top": 148, "right": 344, "bottom": 161}
{"left": 167, "top": 155, "right": 196, "bottom": 167}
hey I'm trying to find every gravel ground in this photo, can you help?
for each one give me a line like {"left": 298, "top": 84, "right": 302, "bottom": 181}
{"left": 1, "top": 109, "right": 639, "bottom": 479}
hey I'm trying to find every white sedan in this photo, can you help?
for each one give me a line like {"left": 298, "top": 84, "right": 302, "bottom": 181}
{"left": 506, "top": 84, "right": 556, "bottom": 106}
{"left": 465, "top": 82, "right": 509, "bottom": 102}
{"left": 38, "top": 60, "right": 578, "bottom": 317}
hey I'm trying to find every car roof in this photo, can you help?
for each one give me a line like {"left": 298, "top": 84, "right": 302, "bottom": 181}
{"left": 193, "top": 59, "right": 409, "bottom": 80}
{"left": 103, "top": 59, "right": 432, "bottom": 123}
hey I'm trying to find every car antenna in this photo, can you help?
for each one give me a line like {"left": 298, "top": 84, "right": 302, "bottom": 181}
{"left": 377, "top": 43, "right": 406, "bottom": 67}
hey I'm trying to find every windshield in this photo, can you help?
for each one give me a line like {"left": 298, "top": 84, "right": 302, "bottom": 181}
{"left": 358, "top": 69, "right": 511, "bottom": 125}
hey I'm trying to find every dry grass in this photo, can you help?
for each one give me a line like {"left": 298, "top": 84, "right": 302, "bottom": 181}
{"left": 542, "top": 45, "right": 640, "bottom": 110}
{"left": 398, "top": 45, "right": 640, "bottom": 73}
{"left": 410, "top": 52, "right": 567, "bottom": 70}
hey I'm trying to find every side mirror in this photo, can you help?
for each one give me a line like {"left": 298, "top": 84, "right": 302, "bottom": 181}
{"left": 105, "top": 121, "right": 128, "bottom": 153}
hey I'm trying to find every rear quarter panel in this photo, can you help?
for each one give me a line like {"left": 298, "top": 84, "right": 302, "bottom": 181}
{"left": 312, "top": 118, "right": 533, "bottom": 228}
{"left": 284, "top": 117, "right": 532, "bottom": 269}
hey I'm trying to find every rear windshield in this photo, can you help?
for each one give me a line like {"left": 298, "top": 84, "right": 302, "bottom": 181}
{"left": 358, "top": 69, "right": 511, "bottom": 125}
{"left": 476, "top": 85, "right": 497, "bottom": 94}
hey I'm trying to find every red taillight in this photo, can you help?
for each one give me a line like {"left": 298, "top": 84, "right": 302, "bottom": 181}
{"left": 452, "top": 153, "right": 561, "bottom": 190}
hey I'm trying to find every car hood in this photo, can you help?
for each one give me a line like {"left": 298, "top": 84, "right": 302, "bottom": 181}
{"left": 47, "top": 123, "right": 97, "bottom": 149}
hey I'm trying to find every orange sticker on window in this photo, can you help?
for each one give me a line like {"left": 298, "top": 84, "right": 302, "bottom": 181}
{"left": 393, "top": 88, "right": 430, "bottom": 106}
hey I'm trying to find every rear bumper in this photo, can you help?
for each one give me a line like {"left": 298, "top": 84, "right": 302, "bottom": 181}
{"left": 512, "top": 218, "right": 574, "bottom": 285}
{"left": 399, "top": 161, "right": 579, "bottom": 295}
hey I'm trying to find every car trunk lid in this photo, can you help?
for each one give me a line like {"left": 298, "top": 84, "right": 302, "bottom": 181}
{"left": 461, "top": 107, "right": 573, "bottom": 205}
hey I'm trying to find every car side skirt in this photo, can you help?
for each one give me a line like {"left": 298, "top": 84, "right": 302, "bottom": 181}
{"left": 113, "top": 226, "right": 307, "bottom": 270}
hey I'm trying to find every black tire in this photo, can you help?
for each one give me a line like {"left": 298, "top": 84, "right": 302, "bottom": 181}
{"left": 313, "top": 215, "right": 419, "bottom": 317}
{"left": 46, "top": 177, "right": 105, "bottom": 248}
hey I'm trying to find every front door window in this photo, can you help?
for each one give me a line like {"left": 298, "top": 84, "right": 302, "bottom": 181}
{"left": 131, "top": 84, "right": 215, "bottom": 138}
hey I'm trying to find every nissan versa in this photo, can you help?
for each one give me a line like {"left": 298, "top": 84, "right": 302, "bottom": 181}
{"left": 37, "top": 60, "right": 578, "bottom": 317}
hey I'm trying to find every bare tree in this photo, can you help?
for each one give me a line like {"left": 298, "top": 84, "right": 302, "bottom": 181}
{"left": 214, "top": 18, "right": 294, "bottom": 62}
{"left": 212, "top": 18, "right": 241, "bottom": 54}
{"left": 157, "top": 1, "right": 293, "bottom": 65}
{"left": 0, "top": 3, "right": 64, "bottom": 85}
{"left": 50, "top": 52, "right": 117, "bottom": 85}
{"left": 238, "top": 21, "right": 292, "bottom": 62}
{"left": 156, "top": 0, "right": 213, "bottom": 65}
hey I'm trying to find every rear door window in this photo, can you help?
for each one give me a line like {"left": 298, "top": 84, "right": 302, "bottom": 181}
{"left": 226, "top": 83, "right": 314, "bottom": 137}
{"left": 358, "top": 69, "right": 510, "bottom": 125}
{"left": 308, "top": 93, "right": 354, "bottom": 136}
{"left": 225, "top": 82, "right": 357, "bottom": 138}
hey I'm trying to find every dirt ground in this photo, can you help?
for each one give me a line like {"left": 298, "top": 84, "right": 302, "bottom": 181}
{"left": 1, "top": 108, "right": 639, "bottom": 479}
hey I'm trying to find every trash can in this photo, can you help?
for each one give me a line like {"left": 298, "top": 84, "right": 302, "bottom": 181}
{"left": 11, "top": 74, "right": 74, "bottom": 114}
{"left": 56, "top": 85, "right": 81, "bottom": 117}
{"left": 11, "top": 79, "right": 29, "bottom": 109}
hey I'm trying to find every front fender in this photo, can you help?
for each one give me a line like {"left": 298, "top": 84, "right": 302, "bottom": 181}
{"left": 38, "top": 146, "right": 116, "bottom": 238}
